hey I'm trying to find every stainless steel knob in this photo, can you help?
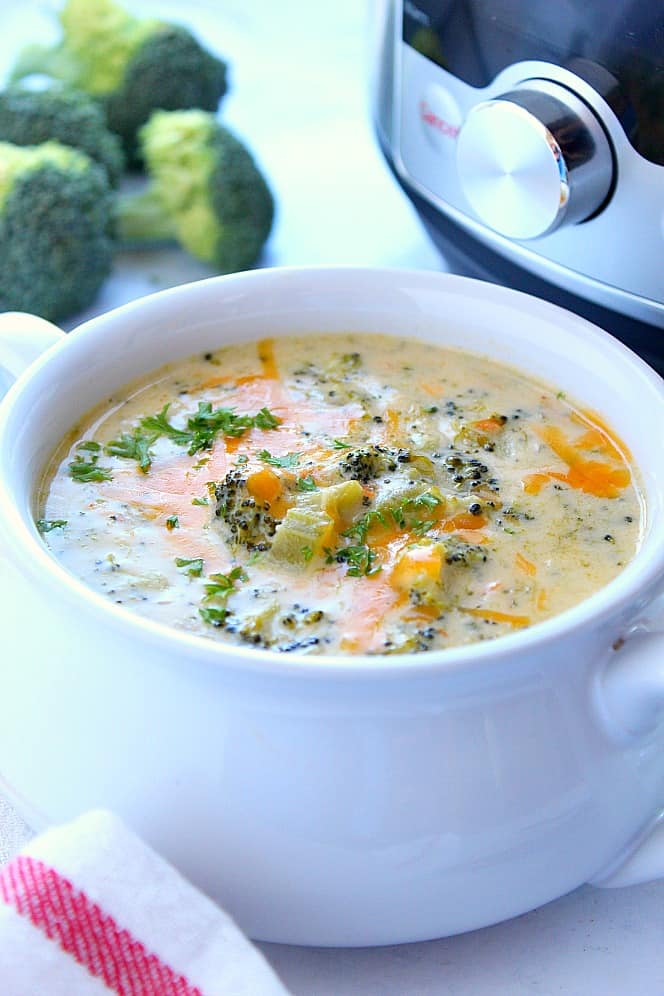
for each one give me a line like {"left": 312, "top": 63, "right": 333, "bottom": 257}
{"left": 456, "top": 80, "right": 614, "bottom": 240}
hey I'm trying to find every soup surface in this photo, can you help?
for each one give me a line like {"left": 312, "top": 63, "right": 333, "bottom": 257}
{"left": 38, "top": 333, "right": 642, "bottom": 655}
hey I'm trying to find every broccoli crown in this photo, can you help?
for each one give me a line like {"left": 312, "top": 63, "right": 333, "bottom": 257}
{"left": 117, "top": 109, "right": 274, "bottom": 273}
{"left": 214, "top": 469, "right": 281, "bottom": 552}
{"left": 0, "top": 141, "right": 113, "bottom": 322}
{"left": 103, "top": 25, "right": 228, "bottom": 161}
{"left": 0, "top": 85, "right": 125, "bottom": 186}
{"left": 10, "top": 0, "right": 228, "bottom": 161}
{"left": 338, "top": 445, "right": 411, "bottom": 484}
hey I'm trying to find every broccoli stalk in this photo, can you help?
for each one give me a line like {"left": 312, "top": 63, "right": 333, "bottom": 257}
{"left": 0, "top": 85, "right": 125, "bottom": 186}
{"left": 9, "top": 0, "right": 228, "bottom": 162}
{"left": 115, "top": 110, "right": 275, "bottom": 273}
{"left": 0, "top": 140, "right": 113, "bottom": 321}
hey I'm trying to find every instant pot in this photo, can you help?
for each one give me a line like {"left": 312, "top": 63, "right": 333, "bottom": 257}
{"left": 371, "top": 0, "right": 664, "bottom": 371}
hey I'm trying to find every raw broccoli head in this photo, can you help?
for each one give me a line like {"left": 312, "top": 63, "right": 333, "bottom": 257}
{"left": 10, "top": 0, "right": 228, "bottom": 163}
{"left": 0, "top": 141, "right": 114, "bottom": 322}
{"left": 0, "top": 85, "right": 125, "bottom": 186}
{"left": 116, "top": 109, "right": 275, "bottom": 273}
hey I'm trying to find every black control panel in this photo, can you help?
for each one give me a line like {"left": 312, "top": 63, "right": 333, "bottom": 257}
{"left": 403, "top": 0, "right": 664, "bottom": 164}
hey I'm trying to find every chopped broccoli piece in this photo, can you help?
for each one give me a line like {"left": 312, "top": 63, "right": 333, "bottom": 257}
{"left": 0, "top": 84, "right": 125, "bottom": 186}
{"left": 0, "top": 140, "right": 113, "bottom": 321}
{"left": 115, "top": 109, "right": 274, "bottom": 272}
{"left": 338, "top": 444, "right": 411, "bottom": 484}
{"left": 443, "top": 537, "right": 488, "bottom": 567}
{"left": 214, "top": 469, "right": 282, "bottom": 552}
{"left": 10, "top": 0, "right": 228, "bottom": 162}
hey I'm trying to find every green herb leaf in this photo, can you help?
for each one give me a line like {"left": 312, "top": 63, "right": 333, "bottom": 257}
{"left": 199, "top": 566, "right": 247, "bottom": 627}
{"left": 330, "top": 543, "right": 381, "bottom": 577}
{"left": 68, "top": 450, "right": 113, "bottom": 483}
{"left": 175, "top": 556, "right": 204, "bottom": 577}
{"left": 166, "top": 515, "right": 179, "bottom": 530}
{"left": 139, "top": 402, "right": 281, "bottom": 458}
{"left": 412, "top": 490, "right": 442, "bottom": 509}
{"left": 205, "top": 567, "right": 247, "bottom": 595}
{"left": 332, "top": 438, "right": 351, "bottom": 449}
{"left": 140, "top": 404, "right": 193, "bottom": 447}
{"left": 254, "top": 407, "right": 281, "bottom": 430}
{"left": 36, "top": 518, "right": 67, "bottom": 533}
{"left": 296, "top": 475, "right": 318, "bottom": 492}
{"left": 105, "top": 430, "right": 156, "bottom": 473}
{"left": 342, "top": 508, "right": 386, "bottom": 544}
{"left": 258, "top": 449, "right": 300, "bottom": 468}
{"left": 192, "top": 496, "right": 209, "bottom": 506}
{"left": 198, "top": 606, "right": 228, "bottom": 626}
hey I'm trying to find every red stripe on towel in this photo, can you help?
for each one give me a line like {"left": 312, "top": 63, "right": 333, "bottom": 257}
{"left": 0, "top": 854, "right": 203, "bottom": 995}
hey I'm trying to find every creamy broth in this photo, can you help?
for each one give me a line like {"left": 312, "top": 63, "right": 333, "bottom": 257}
{"left": 37, "top": 333, "right": 643, "bottom": 655}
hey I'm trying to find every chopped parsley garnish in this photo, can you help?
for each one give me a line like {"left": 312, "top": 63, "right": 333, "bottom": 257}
{"left": 199, "top": 606, "right": 229, "bottom": 626}
{"left": 199, "top": 566, "right": 247, "bottom": 627}
{"left": 36, "top": 518, "right": 67, "bottom": 533}
{"left": 166, "top": 515, "right": 179, "bottom": 530}
{"left": 386, "top": 491, "right": 443, "bottom": 535}
{"left": 343, "top": 508, "right": 386, "bottom": 544}
{"left": 296, "top": 475, "right": 318, "bottom": 492}
{"left": 258, "top": 449, "right": 300, "bottom": 468}
{"left": 332, "top": 438, "right": 351, "bottom": 449}
{"left": 108, "top": 402, "right": 282, "bottom": 470}
{"left": 68, "top": 444, "right": 112, "bottom": 483}
{"left": 333, "top": 490, "right": 445, "bottom": 575}
{"left": 192, "top": 495, "right": 209, "bottom": 506}
{"left": 105, "top": 430, "right": 155, "bottom": 472}
{"left": 326, "top": 543, "right": 381, "bottom": 577}
{"left": 175, "top": 556, "right": 204, "bottom": 577}
{"left": 301, "top": 545, "right": 314, "bottom": 562}
{"left": 204, "top": 566, "right": 247, "bottom": 598}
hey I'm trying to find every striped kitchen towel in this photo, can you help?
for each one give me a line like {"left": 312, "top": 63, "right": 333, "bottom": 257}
{"left": 0, "top": 810, "right": 290, "bottom": 995}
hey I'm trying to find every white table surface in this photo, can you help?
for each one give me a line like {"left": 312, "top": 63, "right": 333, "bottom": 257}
{"left": 1, "top": 2, "right": 663, "bottom": 993}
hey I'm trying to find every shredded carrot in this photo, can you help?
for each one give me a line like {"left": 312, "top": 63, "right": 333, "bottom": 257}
{"left": 536, "top": 425, "right": 631, "bottom": 498}
{"left": 383, "top": 408, "right": 402, "bottom": 442}
{"left": 536, "top": 589, "right": 548, "bottom": 611}
{"left": 257, "top": 338, "right": 279, "bottom": 380}
{"left": 452, "top": 529, "right": 488, "bottom": 544}
{"left": 420, "top": 381, "right": 441, "bottom": 397}
{"left": 472, "top": 417, "right": 505, "bottom": 434}
{"left": 390, "top": 544, "right": 444, "bottom": 592}
{"left": 570, "top": 407, "right": 633, "bottom": 462}
{"left": 515, "top": 552, "right": 537, "bottom": 576}
{"left": 460, "top": 607, "right": 530, "bottom": 627}
{"left": 196, "top": 374, "right": 232, "bottom": 390}
{"left": 246, "top": 467, "right": 282, "bottom": 504}
{"left": 522, "top": 473, "right": 550, "bottom": 495}
{"left": 548, "top": 463, "right": 631, "bottom": 498}
{"left": 443, "top": 512, "right": 488, "bottom": 531}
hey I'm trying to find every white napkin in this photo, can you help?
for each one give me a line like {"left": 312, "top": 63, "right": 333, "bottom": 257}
{"left": 0, "top": 810, "right": 291, "bottom": 995}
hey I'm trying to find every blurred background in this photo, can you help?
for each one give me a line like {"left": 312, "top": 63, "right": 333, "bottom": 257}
{"left": 0, "top": 0, "right": 444, "bottom": 329}
{"left": 0, "top": 1, "right": 662, "bottom": 993}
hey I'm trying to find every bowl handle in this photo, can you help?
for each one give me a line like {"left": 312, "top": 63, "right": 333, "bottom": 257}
{"left": 591, "top": 812, "right": 664, "bottom": 889}
{"left": 595, "top": 597, "right": 664, "bottom": 741}
{"left": 0, "top": 311, "right": 66, "bottom": 401}
{"left": 592, "top": 599, "right": 664, "bottom": 888}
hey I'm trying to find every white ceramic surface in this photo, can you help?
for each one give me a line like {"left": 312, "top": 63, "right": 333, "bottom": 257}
{"left": 0, "top": 267, "right": 663, "bottom": 946}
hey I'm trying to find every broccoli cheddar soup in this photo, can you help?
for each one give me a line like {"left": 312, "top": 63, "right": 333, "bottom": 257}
{"left": 37, "top": 333, "right": 643, "bottom": 655}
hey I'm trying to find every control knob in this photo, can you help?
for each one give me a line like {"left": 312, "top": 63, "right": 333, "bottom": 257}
{"left": 456, "top": 79, "right": 614, "bottom": 240}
